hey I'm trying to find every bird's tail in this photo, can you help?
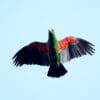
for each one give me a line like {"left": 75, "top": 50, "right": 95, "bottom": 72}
{"left": 47, "top": 63, "right": 67, "bottom": 77}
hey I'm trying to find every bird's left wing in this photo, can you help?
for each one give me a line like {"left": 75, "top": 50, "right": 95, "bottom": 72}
{"left": 58, "top": 37, "right": 95, "bottom": 63}
{"left": 12, "top": 42, "right": 50, "bottom": 66}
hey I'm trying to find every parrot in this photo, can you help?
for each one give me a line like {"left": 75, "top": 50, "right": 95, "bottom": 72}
{"left": 12, "top": 29, "right": 95, "bottom": 77}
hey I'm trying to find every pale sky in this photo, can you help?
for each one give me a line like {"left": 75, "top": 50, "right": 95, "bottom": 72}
{"left": 0, "top": 0, "right": 100, "bottom": 100}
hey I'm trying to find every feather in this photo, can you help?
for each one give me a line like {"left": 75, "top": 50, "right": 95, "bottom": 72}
{"left": 12, "top": 42, "right": 50, "bottom": 66}
{"left": 59, "top": 37, "right": 95, "bottom": 62}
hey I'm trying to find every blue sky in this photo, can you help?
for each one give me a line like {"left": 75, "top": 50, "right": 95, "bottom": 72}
{"left": 0, "top": 0, "right": 100, "bottom": 100}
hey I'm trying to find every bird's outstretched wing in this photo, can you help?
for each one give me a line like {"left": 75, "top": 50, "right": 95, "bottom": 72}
{"left": 58, "top": 37, "right": 95, "bottom": 62}
{"left": 12, "top": 42, "right": 50, "bottom": 66}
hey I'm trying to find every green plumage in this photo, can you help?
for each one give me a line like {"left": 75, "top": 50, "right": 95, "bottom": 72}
{"left": 47, "top": 30, "right": 60, "bottom": 65}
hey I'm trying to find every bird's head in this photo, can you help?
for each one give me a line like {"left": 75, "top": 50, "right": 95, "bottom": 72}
{"left": 48, "top": 29, "right": 55, "bottom": 39}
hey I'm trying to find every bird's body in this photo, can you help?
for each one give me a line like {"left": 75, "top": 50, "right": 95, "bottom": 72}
{"left": 48, "top": 30, "right": 60, "bottom": 64}
{"left": 47, "top": 30, "right": 67, "bottom": 77}
{"left": 13, "top": 29, "right": 95, "bottom": 77}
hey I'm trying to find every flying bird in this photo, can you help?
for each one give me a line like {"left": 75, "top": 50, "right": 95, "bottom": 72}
{"left": 12, "top": 29, "right": 95, "bottom": 77}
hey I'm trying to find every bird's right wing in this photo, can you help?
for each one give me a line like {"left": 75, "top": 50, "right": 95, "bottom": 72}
{"left": 58, "top": 37, "right": 95, "bottom": 63}
{"left": 12, "top": 42, "right": 50, "bottom": 66}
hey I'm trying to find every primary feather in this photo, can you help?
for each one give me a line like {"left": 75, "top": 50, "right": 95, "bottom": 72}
{"left": 13, "top": 42, "right": 49, "bottom": 66}
{"left": 58, "top": 37, "right": 95, "bottom": 62}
